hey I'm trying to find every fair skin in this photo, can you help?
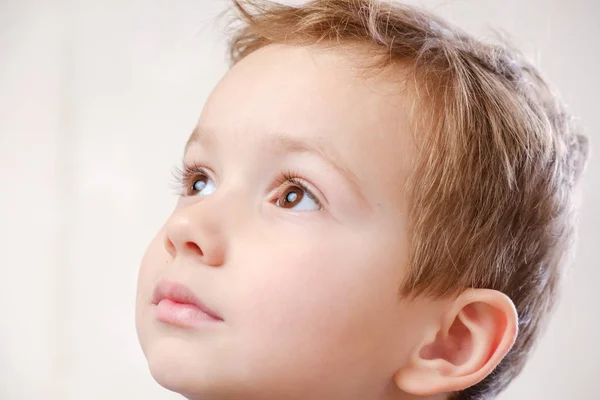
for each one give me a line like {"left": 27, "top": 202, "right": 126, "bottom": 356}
{"left": 135, "top": 43, "right": 518, "bottom": 400}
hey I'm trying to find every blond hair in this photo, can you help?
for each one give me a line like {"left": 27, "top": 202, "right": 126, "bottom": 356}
{"left": 225, "top": 1, "right": 589, "bottom": 398}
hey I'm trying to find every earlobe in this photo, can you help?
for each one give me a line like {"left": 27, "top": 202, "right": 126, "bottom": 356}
{"left": 394, "top": 289, "right": 518, "bottom": 396}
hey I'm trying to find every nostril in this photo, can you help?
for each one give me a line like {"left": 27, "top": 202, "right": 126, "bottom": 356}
{"left": 185, "top": 242, "right": 204, "bottom": 256}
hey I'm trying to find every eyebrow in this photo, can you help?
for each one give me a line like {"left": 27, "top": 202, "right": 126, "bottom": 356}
{"left": 185, "top": 127, "right": 369, "bottom": 207}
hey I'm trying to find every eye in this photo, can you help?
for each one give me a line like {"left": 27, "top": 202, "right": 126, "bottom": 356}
{"left": 275, "top": 178, "right": 321, "bottom": 211}
{"left": 191, "top": 174, "right": 216, "bottom": 196}
{"left": 172, "top": 163, "right": 216, "bottom": 197}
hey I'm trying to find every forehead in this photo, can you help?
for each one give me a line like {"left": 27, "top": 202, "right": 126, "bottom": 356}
{"left": 196, "top": 43, "right": 415, "bottom": 206}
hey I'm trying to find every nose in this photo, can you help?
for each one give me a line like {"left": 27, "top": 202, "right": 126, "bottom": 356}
{"left": 163, "top": 199, "right": 227, "bottom": 267}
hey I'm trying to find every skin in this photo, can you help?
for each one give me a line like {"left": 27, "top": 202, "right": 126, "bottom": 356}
{"left": 135, "top": 43, "right": 516, "bottom": 400}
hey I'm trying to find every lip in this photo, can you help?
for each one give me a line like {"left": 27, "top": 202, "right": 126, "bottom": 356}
{"left": 151, "top": 279, "right": 223, "bottom": 327}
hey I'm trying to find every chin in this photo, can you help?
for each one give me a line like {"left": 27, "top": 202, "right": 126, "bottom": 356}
{"left": 145, "top": 336, "right": 211, "bottom": 395}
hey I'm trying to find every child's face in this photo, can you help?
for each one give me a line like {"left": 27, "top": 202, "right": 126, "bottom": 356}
{"left": 136, "top": 44, "right": 440, "bottom": 399}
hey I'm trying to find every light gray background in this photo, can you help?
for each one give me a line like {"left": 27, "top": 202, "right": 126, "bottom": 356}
{"left": 0, "top": 0, "right": 597, "bottom": 399}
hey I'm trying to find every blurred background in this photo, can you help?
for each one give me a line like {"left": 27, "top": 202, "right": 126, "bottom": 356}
{"left": 0, "top": 0, "right": 597, "bottom": 399}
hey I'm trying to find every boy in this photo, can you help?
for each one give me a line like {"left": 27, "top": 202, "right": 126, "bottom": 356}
{"left": 135, "top": 1, "right": 588, "bottom": 399}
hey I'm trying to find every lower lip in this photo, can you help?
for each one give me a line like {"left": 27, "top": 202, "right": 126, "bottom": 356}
{"left": 154, "top": 298, "right": 222, "bottom": 328}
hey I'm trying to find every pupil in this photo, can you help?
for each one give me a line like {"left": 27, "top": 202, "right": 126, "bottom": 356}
{"left": 193, "top": 179, "right": 207, "bottom": 192}
{"left": 282, "top": 187, "right": 303, "bottom": 207}
{"left": 286, "top": 191, "right": 298, "bottom": 203}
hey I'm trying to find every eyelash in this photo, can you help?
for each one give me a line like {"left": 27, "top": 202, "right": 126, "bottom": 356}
{"left": 171, "top": 163, "right": 206, "bottom": 196}
{"left": 171, "top": 163, "right": 322, "bottom": 208}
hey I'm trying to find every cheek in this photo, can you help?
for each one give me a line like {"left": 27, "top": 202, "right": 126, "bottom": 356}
{"left": 231, "top": 231, "right": 406, "bottom": 368}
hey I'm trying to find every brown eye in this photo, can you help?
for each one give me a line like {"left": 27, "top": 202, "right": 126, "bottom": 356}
{"left": 274, "top": 180, "right": 320, "bottom": 211}
{"left": 278, "top": 186, "right": 304, "bottom": 209}
{"left": 192, "top": 176, "right": 207, "bottom": 192}
{"left": 189, "top": 174, "right": 216, "bottom": 196}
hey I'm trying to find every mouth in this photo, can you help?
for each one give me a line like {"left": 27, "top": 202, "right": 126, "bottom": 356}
{"left": 151, "top": 279, "right": 223, "bottom": 328}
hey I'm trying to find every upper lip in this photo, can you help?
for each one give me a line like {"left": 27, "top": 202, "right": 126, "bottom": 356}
{"left": 152, "top": 279, "right": 223, "bottom": 321}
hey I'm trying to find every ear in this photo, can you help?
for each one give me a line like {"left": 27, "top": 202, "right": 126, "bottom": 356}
{"left": 394, "top": 289, "right": 518, "bottom": 396}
